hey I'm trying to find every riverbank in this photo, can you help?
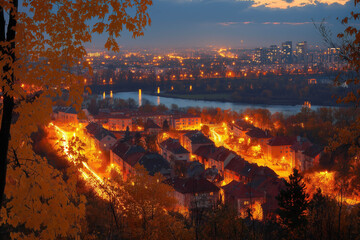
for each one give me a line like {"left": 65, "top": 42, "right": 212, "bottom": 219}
{"left": 155, "top": 92, "right": 338, "bottom": 107}
{"left": 106, "top": 91, "right": 339, "bottom": 115}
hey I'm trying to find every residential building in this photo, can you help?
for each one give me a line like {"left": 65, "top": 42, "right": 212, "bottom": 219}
{"left": 159, "top": 138, "right": 190, "bottom": 163}
{"left": 85, "top": 122, "right": 117, "bottom": 150}
{"left": 110, "top": 141, "right": 170, "bottom": 181}
{"left": 144, "top": 118, "right": 162, "bottom": 135}
{"left": 230, "top": 120, "right": 254, "bottom": 138}
{"left": 53, "top": 106, "right": 78, "bottom": 123}
{"left": 166, "top": 177, "right": 220, "bottom": 214}
{"left": 245, "top": 127, "right": 272, "bottom": 150}
{"left": 182, "top": 131, "right": 214, "bottom": 154}
{"left": 172, "top": 114, "right": 201, "bottom": 130}
{"left": 267, "top": 136, "right": 297, "bottom": 167}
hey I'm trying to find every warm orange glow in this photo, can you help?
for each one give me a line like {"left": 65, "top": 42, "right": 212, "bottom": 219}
{"left": 48, "top": 123, "right": 121, "bottom": 201}
{"left": 304, "top": 171, "right": 360, "bottom": 204}
{"left": 251, "top": 0, "right": 349, "bottom": 9}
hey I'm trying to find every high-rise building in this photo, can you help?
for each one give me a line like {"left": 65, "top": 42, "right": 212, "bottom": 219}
{"left": 327, "top": 47, "right": 341, "bottom": 63}
{"left": 296, "top": 41, "right": 308, "bottom": 63}
{"left": 267, "top": 45, "right": 280, "bottom": 63}
{"left": 254, "top": 48, "right": 267, "bottom": 64}
{"left": 281, "top": 41, "right": 292, "bottom": 63}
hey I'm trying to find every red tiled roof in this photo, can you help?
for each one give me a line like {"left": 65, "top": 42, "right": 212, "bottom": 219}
{"left": 166, "top": 177, "right": 220, "bottom": 194}
{"left": 246, "top": 128, "right": 272, "bottom": 139}
{"left": 234, "top": 120, "right": 254, "bottom": 131}
{"left": 111, "top": 141, "right": 131, "bottom": 158}
{"left": 194, "top": 145, "right": 215, "bottom": 159}
{"left": 224, "top": 156, "right": 246, "bottom": 173}
{"left": 160, "top": 138, "right": 189, "bottom": 154}
{"left": 184, "top": 131, "right": 214, "bottom": 145}
{"left": 291, "top": 140, "right": 312, "bottom": 152}
{"left": 125, "top": 152, "right": 146, "bottom": 166}
{"left": 268, "top": 136, "right": 297, "bottom": 146}
{"left": 303, "top": 145, "right": 323, "bottom": 158}
{"left": 209, "top": 146, "right": 234, "bottom": 163}
{"left": 222, "top": 181, "right": 264, "bottom": 199}
{"left": 145, "top": 119, "right": 161, "bottom": 129}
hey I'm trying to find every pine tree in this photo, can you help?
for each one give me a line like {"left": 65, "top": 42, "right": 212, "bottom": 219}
{"left": 276, "top": 168, "right": 309, "bottom": 231}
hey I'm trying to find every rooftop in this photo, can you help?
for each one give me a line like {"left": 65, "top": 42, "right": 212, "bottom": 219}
{"left": 160, "top": 138, "right": 189, "bottom": 154}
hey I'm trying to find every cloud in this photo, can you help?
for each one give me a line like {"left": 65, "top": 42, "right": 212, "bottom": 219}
{"left": 218, "top": 21, "right": 253, "bottom": 26}
{"left": 218, "top": 21, "right": 323, "bottom": 26}
{"left": 246, "top": 0, "right": 350, "bottom": 9}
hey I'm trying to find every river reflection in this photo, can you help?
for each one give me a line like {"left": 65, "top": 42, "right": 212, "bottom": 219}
{"left": 99, "top": 91, "right": 330, "bottom": 115}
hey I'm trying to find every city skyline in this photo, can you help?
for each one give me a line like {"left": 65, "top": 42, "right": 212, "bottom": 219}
{"left": 87, "top": 0, "right": 355, "bottom": 50}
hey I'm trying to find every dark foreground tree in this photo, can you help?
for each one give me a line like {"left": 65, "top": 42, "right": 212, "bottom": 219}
{"left": 276, "top": 169, "right": 309, "bottom": 236}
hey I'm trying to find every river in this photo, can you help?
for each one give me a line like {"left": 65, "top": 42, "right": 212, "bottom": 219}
{"left": 100, "top": 91, "right": 331, "bottom": 115}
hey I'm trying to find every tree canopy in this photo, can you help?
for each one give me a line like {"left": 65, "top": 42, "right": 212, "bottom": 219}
{"left": 0, "top": 0, "right": 152, "bottom": 238}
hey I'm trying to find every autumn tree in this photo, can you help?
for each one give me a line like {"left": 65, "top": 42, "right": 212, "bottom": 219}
{"left": 0, "top": 0, "right": 152, "bottom": 238}
{"left": 98, "top": 165, "right": 193, "bottom": 240}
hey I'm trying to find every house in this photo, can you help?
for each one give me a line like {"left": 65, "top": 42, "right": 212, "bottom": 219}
{"left": 166, "top": 177, "right": 220, "bottom": 213}
{"left": 107, "top": 115, "right": 132, "bottom": 131}
{"left": 253, "top": 177, "right": 284, "bottom": 215}
{"left": 144, "top": 119, "right": 162, "bottom": 135}
{"left": 301, "top": 145, "right": 323, "bottom": 171}
{"left": 159, "top": 138, "right": 190, "bottom": 163}
{"left": 110, "top": 141, "right": 146, "bottom": 181}
{"left": 193, "top": 145, "right": 234, "bottom": 172}
{"left": 171, "top": 114, "right": 201, "bottom": 130}
{"left": 222, "top": 180, "right": 265, "bottom": 218}
{"left": 53, "top": 106, "right": 78, "bottom": 123}
{"left": 223, "top": 155, "right": 277, "bottom": 185}
{"left": 223, "top": 156, "right": 247, "bottom": 184}
{"left": 267, "top": 136, "right": 297, "bottom": 167}
{"left": 207, "top": 146, "right": 236, "bottom": 174}
{"left": 85, "top": 122, "right": 117, "bottom": 150}
{"left": 290, "top": 137, "right": 312, "bottom": 170}
{"left": 222, "top": 165, "right": 281, "bottom": 218}
{"left": 182, "top": 131, "right": 214, "bottom": 154}
{"left": 230, "top": 120, "right": 254, "bottom": 138}
{"left": 110, "top": 141, "right": 170, "bottom": 181}
{"left": 193, "top": 145, "right": 215, "bottom": 167}
{"left": 245, "top": 127, "right": 272, "bottom": 150}
{"left": 137, "top": 153, "right": 171, "bottom": 177}
{"left": 129, "top": 111, "right": 172, "bottom": 128}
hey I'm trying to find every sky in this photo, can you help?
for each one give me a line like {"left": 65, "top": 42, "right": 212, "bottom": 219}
{"left": 88, "top": 0, "right": 357, "bottom": 50}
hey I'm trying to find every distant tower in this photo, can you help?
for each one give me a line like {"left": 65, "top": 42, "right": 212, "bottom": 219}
{"left": 281, "top": 41, "right": 293, "bottom": 64}
{"left": 296, "top": 41, "right": 308, "bottom": 63}
{"left": 268, "top": 45, "right": 280, "bottom": 63}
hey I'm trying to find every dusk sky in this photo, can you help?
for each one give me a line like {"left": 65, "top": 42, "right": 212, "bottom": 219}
{"left": 89, "top": 0, "right": 356, "bottom": 50}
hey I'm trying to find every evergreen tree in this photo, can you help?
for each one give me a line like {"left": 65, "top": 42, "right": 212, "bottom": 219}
{"left": 162, "top": 119, "right": 170, "bottom": 131}
{"left": 276, "top": 168, "right": 309, "bottom": 232}
{"left": 123, "top": 126, "right": 131, "bottom": 143}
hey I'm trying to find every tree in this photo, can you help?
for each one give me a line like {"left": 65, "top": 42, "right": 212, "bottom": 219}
{"left": 0, "top": 0, "right": 152, "bottom": 237}
{"left": 162, "top": 119, "right": 170, "bottom": 131}
{"left": 100, "top": 165, "right": 193, "bottom": 240}
{"left": 276, "top": 169, "right": 309, "bottom": 235}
